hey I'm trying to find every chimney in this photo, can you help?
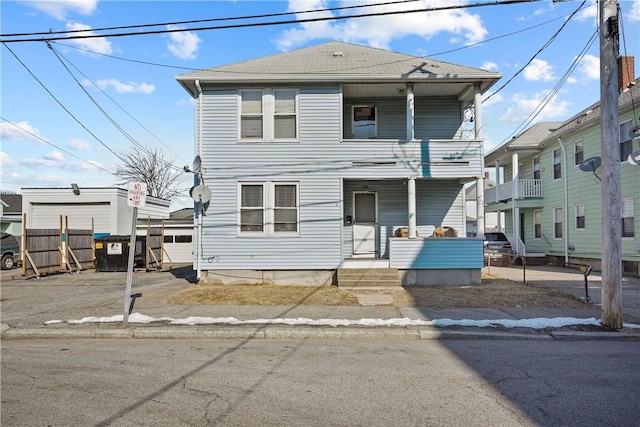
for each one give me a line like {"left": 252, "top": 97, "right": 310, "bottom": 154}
{"left": 618, "top": 55, "right": 635, "bottom": 93}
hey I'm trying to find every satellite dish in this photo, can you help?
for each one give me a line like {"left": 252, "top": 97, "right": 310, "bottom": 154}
{"left": 628, "top": 151, "right": 640, "bottom": 166}
{"left": 579, "top": 156, "right": 602, "bottom": 172}
{"left": 192, "top": 155, "right": 202, "bottom": 173}
{"left": 190, "top": 185, "right": 211, "bottom": 203}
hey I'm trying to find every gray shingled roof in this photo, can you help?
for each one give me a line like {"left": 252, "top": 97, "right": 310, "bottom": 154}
{"left": 176, "top": 41, "right": 501, "bottom": 92}
{"left": 0, "top": 194, "right": 22, "bottom": 215}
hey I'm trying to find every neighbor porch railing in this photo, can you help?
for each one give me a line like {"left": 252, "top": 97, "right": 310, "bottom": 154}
{"left": 485, "top": 179, "right": 543, "bottom": 204}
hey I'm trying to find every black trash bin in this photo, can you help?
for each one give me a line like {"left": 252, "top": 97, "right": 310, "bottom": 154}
{"left": 95, "top": 235, "right": 146, "bottom": 272}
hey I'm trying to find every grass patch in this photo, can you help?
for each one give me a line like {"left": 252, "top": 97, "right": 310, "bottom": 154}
{"left": 165, "top": 284, "right": 360, "bottom": 306}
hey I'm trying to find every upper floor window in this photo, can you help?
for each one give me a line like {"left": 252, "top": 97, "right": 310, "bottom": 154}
{"left": 622, "top": 196, "right": 635, "bottom": 238}
{"left": 239, "top": 182, "right": 299, "bottom": 235}
{"left": 239, "top": 89, "right": 298, "bottom": 141}
{"left": 533, "top": 157, "right": 541, "bottom": 180}
{"left": 620, "top": 120, "right": 633, "bottom": 162}
{"left": 352, "top": 105, "right": 377, "bottom": 138}
{"left": 575, "top": 204, "right": 585, "bottom": 230}
{"left": 553, "top": 148, "right": 562, "bottom": 180}
{"left": 574, "top": 139, "right": 584, "bottom": 166}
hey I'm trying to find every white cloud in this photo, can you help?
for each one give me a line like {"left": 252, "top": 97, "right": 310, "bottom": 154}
{"left": 482, "top": 91, "right": 503, "bottom": 109}
{"left": 630, "top": 0, "right": 640, "bottom": 22}
{"left": 500, "top": 91, "right": 571, "bottom": 122}
{"left": 67, "top": 138, "right": 93, "bottom": 150}
{"left": 96, "top": 79, "right": 155, "bottom": 94}
{"left": 577, "top": 54, "right": 599, "bottom": 80}
{"left": 0, "top": 152, "right": 14, "bottom": 168}
{"left": 166, "top": 25, "right": 202, "bottom": 60}
{"left": 0, "top": 121, "right": 45, "bottom": 143}
{"left": 66, "top": 22, "right": 112, "bottom": 55}
{"left": 23, "top": 0, "right": 97, "bottom": 20}
{"left": 523, "top": 59, "right": 555, "bottom": 82}
{"left": 480, "top": 61, "right": 498, "bottom": 71}
{"left": 276, "top": 0, "right": 488, "bottom": 51}
{"left": 575, "top": 1, "right": 598, "bottom": 23}
{"left": 44, "top": 150, "right": 65, "bottom": 162}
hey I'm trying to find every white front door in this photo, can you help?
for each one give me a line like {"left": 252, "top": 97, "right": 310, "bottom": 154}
{"left": 353, "top": 192, "right": 377, "bottom": 256}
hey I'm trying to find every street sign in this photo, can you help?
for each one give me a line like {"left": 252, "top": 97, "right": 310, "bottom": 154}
{"left": 127, "top": 182, "right": 147, "bottom": 208}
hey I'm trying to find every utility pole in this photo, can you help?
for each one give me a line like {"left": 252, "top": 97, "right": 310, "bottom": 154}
{"left": 599, "top": 0, "right": 623, "bottom": 329}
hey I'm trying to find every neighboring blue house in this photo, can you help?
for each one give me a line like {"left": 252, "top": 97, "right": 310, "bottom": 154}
{"left": 176, "top": 41, "right": 501, "bottom": 285}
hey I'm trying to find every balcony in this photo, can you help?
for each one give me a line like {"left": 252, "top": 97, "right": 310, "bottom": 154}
{"left": 485, "top": 179, "right": 543, "bottom": 205}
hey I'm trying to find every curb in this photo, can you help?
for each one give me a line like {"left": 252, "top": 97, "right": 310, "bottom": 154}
{"left": 2, "top": 325, "right": 638, "bottom": 341}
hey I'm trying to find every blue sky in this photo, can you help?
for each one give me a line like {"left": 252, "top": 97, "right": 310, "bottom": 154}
{"left": 1, "top": 0, "right": 639, "bottom": 210}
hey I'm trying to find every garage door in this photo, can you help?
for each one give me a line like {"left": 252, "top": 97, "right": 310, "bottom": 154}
{"left": 163, "top": 228, "right": 194, "bottom": 263}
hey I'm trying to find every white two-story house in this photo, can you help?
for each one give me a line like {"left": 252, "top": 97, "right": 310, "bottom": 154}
{"left": 176, "top": 41, "right": 501, "bottom": 285}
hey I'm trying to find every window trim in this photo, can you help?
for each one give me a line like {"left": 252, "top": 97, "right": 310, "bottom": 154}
{"left": 552, "top": 148, "right": 562, "bottom": 181}
{"left": 619, "top": 120, "right": 633, "bottom": 163}
{"left": 622, "top": 196, "right": 635, "bottom": 239}
{"left": 553, "top": 207, "right": 563, "bottom": 239}
{"left": 573, "top": 139, "right": 584, "bottom": 166}
{"left": 351, "top": 105, "right": 377, "bottom": 139}
{"left": 575, "top": 204, "right": 585, "bottom": 231}
{"left": 238, "top": 181, "right": 300, "bottom": 237}
{"left": 532, "top": 156, "right": 541, "bottom": 180}
{"left": 238, "top": 88, "right": 299, "bottom": 143}
{"left": 533, "top": 209, "right": 541, "bottom": 239}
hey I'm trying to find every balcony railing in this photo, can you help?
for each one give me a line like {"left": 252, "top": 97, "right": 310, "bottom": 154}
{"left": 485, "top": 179, "right": 543, "bottom": 204}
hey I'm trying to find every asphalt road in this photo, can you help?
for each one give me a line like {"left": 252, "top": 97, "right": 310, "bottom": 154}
{"left": 2, "top": 339, "right": 639, "bottom": 426}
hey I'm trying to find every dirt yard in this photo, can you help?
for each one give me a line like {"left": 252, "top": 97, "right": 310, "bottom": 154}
{"left": 164, "top": 273, "right": 593, "bottom": 309}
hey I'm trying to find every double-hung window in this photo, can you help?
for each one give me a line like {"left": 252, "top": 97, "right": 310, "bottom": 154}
{"left": 239, "top": 182, "right": 299, "bottom": 235}
{"left": 575, "top": 204, "right": 585, "bottom": 230}
{"left": 553, "top": 148, "right": 562, "bottom": 180}
{"left": 239, "top": 88, "right": 298, "bottom": 141}
{"left": 553, "top": 207, "right": 563, "bottom": 239}
{"left": 533, "top": 157, "right": 541, "bottom": 180}
{"left": 534, "top": 210, "right": 541, "bottom": 239}
{"left": 622, "top": 196, "right": 635, "bottom": 238}
{"left": 574, "top": 139, "right": 584, "bottom": 166}
{"left": 619, "top": 120, "right": 633, "bottom": 162}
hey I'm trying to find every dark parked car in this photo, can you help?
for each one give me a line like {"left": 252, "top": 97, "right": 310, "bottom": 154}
{"left": 484, "top": 232, "right": 512, "bottom": 253}
{"left": 1, "top": 232, "right": 20, "bottom": 269}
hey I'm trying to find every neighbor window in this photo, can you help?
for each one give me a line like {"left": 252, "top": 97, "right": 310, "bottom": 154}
{"left": 533, "top": 156, "right": 541, "bottom": 180}
{"left": 239, "top": 88, "right": 298, "bottom": 141}
{"left": 554, "top": 207, "right": 563, "bottom": 239}
{"left": 575, "top": 204, "right": 585, "bottom": 230}
{"left": 163, "top": 235, "right": 173, "bottom": 244}
{"left": 175, "top": 235, "right": 193, "bottom": 243}
{"left": 534, "top": 210, "right": 541, "bottom": 239}
{"left": 620, "top": 120, "right": 633, "bottom": 162}
{"left": 622, "top": 196, "right": 635, "bottom": 238}
{"left": 239, "top": 182, "right": 299, "bottom": 235}
{"left": 352, "top": 105, "right": 377, "bottom": 138}
{"left": 553, "top": 148, "right": 562, "bottom": 180}
{"left": 574, "top": 139, "right": 584, "bottom": 166}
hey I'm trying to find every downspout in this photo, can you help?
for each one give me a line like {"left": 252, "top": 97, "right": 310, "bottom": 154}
{"left": 195, "top": 80, "right": 203, "bottom": 282}
{"left": 557, "top": 137, "right": 569, "bottom": 264}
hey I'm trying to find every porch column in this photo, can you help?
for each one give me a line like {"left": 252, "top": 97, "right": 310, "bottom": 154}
{"left": 511, "top": 152, "right": 520, "bottom": 254}
{"left": 476, "top": 176, "right": 485, "bottom": 239}
{"left": 495, "top": 160, "right": 502, "bottom": 231}
{"left": 406, "top": 84, "right": 415, "bottom": 141}
{"left": 408, "top": 177, "right": 417, "bottom": 238}
{"left": 474, "top": 83, "right": 483, "bottom": 140}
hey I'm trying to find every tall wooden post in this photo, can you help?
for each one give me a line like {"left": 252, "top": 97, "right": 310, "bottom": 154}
{"left": 599, "top": 0, "right": 623, "bottom": 329}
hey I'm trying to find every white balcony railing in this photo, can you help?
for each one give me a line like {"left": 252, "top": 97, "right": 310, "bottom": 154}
{"left": 485, "top": 179, "right": 543, "bottom": 204}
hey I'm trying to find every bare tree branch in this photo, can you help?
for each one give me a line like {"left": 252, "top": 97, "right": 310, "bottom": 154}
{"left": 114, "top": 146, "right": 182, "bottom": 200}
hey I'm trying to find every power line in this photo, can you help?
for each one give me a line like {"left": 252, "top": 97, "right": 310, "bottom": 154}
{"left": 0, "top": 116, "right": 115, "bottom": 175}
{"left": 1, "top": 0, "right": 423, "bottom": 37}
{"left": 0, "top": 0, "right": 542, "bottom": 44}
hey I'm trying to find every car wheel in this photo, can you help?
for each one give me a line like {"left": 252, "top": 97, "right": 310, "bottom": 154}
{"left": 1, "top": 254, "right": 14, "bottom": 270}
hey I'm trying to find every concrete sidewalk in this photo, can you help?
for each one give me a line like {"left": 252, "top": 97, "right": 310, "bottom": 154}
{"left": 1, "top": 266, "right": 639, "bottom": 341}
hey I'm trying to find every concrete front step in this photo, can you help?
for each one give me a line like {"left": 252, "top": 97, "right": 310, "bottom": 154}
{"left": 337, "top": 268, "right": 402, "bottom": 288}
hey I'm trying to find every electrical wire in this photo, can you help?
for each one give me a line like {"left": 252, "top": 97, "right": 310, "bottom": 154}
{"left": 0, "top": 116, "right": 115, "bottom": 175}
{"left": 0, "top": 0, "right": 542, "bottom": 44}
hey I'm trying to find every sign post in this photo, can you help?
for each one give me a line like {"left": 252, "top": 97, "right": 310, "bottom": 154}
{"left": 123, "top": 182, "right": 147, "bottom": 324}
